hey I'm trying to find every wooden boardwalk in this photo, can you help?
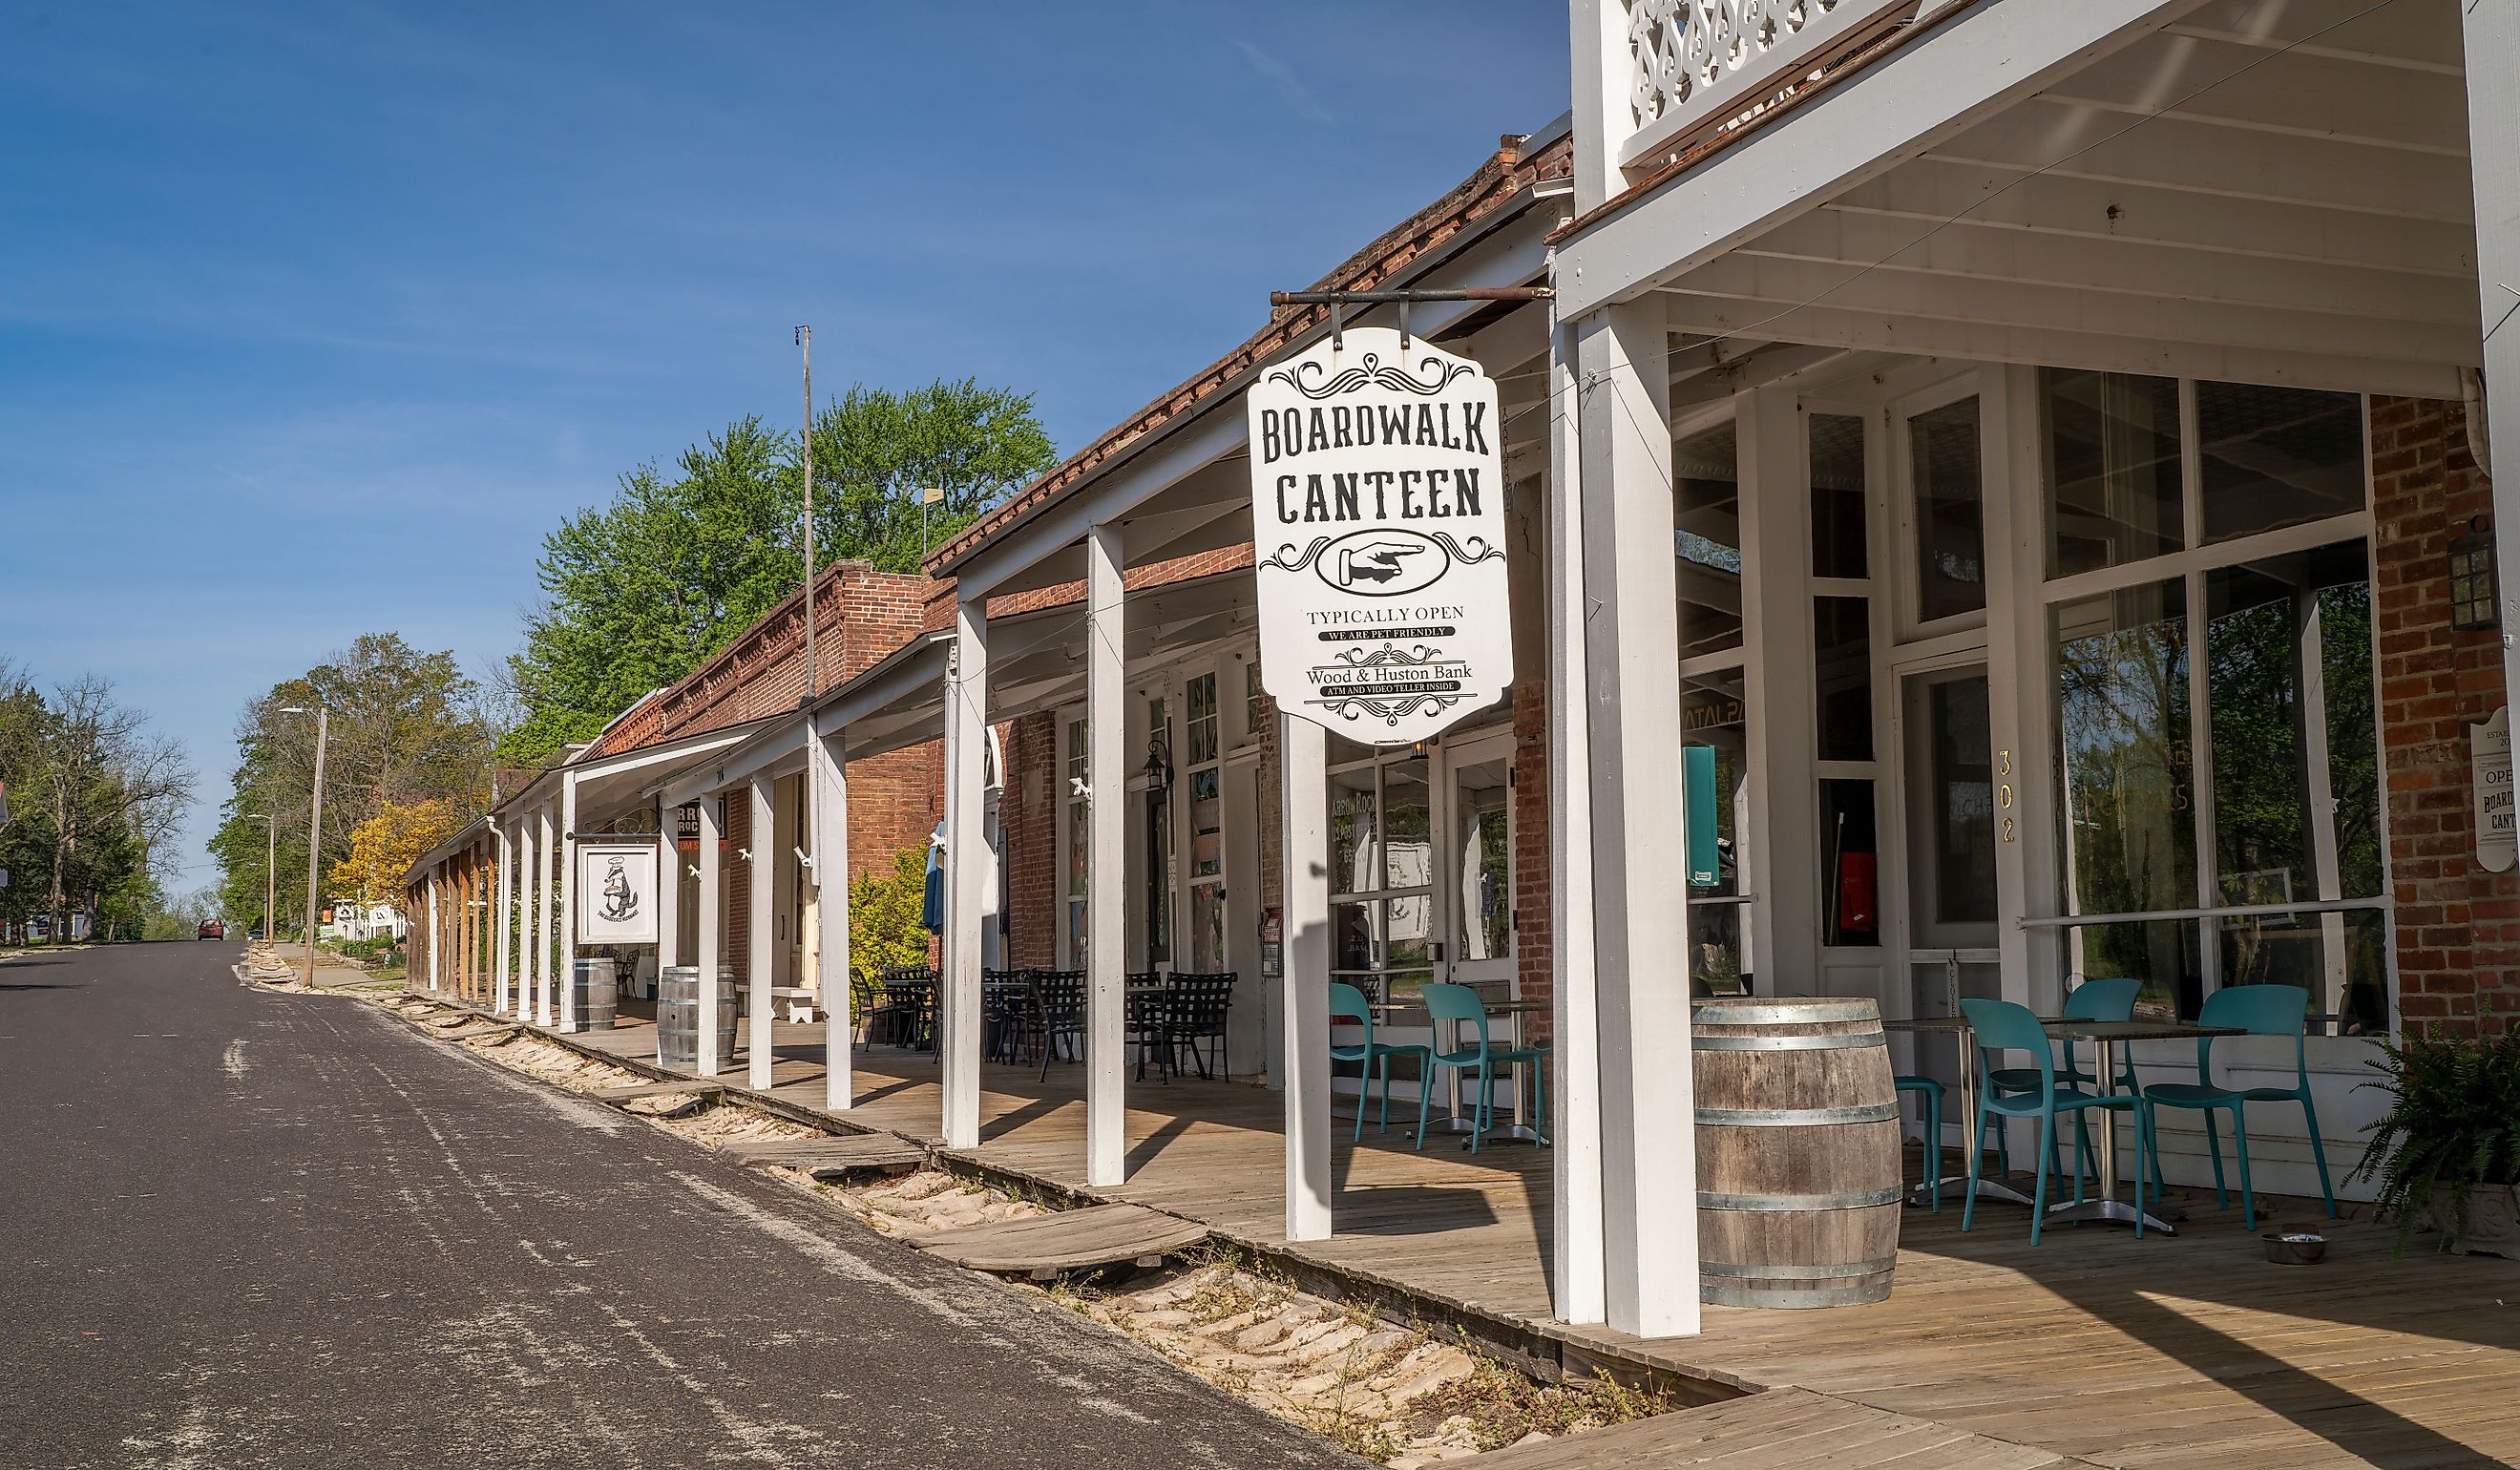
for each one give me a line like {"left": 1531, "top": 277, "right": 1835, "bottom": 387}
{"left": 561, "top": 1014, "right": 2520, "bottom": 1470}
{"left": 914, "top": 1203, "right": 1212, "bottom": 1276}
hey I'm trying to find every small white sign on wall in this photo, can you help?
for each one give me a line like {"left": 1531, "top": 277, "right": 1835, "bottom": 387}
{"left": 2473, "top": 707, "right": 2514, "bottom": 872}
{"left": 1247, "top": 326, "right": 1514, "bottom": 746}
{"left": 578, "top": 842, "right": 661, "bottom": 944}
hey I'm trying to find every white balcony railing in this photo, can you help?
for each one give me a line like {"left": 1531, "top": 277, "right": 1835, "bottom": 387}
{"left": 1621, "top": 0, "right": 1908, "bottom": 170}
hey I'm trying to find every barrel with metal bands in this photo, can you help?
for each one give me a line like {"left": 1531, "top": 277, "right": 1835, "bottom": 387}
{"left": 657, "top": 964, "right": 739, "bottom": 1067}
{"left": 1691, "top": 996, "right": 1900, "bottom": 1309}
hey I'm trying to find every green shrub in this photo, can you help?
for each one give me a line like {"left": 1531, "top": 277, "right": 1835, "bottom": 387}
{"left": 848, "top": 845, "right": 933, "bottom": 995}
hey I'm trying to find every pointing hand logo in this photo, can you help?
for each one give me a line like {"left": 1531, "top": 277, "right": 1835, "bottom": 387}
{"left": 1333, "top": 538, "right": 1428, "bottom": 588}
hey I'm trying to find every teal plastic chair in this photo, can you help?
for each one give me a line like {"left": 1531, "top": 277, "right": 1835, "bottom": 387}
{"left": 2142, "top": 984, "right": 2338, "bottom": 1227}
{"left": 1960, "top": 998, "right": 2152, "bottom": 1244}
{"left": 1989, "top": 976, "right": 2140, "bottom": 1188}
{"left": 1892, "top": 1074, "right": 2010, "bottom": 1211}
{"left": 1329, "top": 981, "right": 1429, "bottom": 1142}
{"left": 1417, "top": 983, "right": 1550, "bottom": 1153}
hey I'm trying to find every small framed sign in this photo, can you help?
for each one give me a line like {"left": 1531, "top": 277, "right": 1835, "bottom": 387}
{"left": 578, "top": 842, "right": 662, "bottom": 944}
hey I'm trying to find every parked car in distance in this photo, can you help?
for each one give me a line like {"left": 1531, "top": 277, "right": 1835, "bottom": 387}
{"left": 246, "top": 927, "right": 262, "bottom": 942}
{"left": 198, "top": 919, "right": 225, "bottom": 940}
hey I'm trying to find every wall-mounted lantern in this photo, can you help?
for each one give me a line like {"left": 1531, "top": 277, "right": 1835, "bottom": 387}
{"left": 2450, "top": 515, "right": 2499, "bottom": 631}
{"left": 1143, "top": 726, "right": 1174, "bottom": 794}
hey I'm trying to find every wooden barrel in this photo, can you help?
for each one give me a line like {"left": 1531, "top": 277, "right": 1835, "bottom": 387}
{"left": 657, "top": 965, "right": 739, "bottom": 1066}
{"left": 1691, "top": 997, "right": 1901, "bottom": 1309}
{"left": 565, "top": 957, "right": 618, "bottom": 1033}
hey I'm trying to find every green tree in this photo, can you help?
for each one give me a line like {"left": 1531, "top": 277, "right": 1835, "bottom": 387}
{"left": 849, "top": 845, "right": 934, "bottom": 992}
{"left": 0, "top": 666, "right": 193, "bottom": 943}
{"left": 499, "top": 383, "right": 1056, "bottom": 765}
{"left": 213, "top": 635, "right": 495, "bottom": 931}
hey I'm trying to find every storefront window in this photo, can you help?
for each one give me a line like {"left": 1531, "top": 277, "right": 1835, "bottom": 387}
{"left": 2054, "top": 578, "right": 2196, "bottom": 918}
{"left": 1328, "top": 746, "right": 1434, "bottom": 998}
{"left": 1911, "top": 396, "right": 1985, "bottom": 622}
{"left": 1144, "top": 697, "right": 1171, "bottom": 967}
{"left": 1682, "top": 665, "right": 1753, "bottom": 990}
{"left": 1675, "top": 419, "right": 1745, "bottom": 658}
{"left": 2198, "top": 382, "right": 2364, "bottom": 543}
{"left": 1809, "top": 412, "right": 1867, "bottom": 579}
{"left": 1449, "top": 755, "right": 1512, "bottom": 963}
{"left": 1814, "top": 596, "right": 1874, "bottom": 762}
{"left": 1819, "top": 779, "right": 1880, "bottom": 948}
{"left": 2045, "top": 368, "right": 2182, "bottom": 577}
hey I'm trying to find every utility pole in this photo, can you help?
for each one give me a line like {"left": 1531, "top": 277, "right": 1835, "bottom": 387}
{"left": 796, "top": 325, "right": 818, "bottom": 705}
{"left": 282, "top": 704, "right": 328, "bottom": 990}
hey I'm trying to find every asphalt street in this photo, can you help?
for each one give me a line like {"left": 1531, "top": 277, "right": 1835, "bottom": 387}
{"left": 0, "top": 942, "right": 1360, "bottom": 1469}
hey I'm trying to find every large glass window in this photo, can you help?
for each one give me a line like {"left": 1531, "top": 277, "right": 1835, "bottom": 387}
{"left": 1810, "top": 412, "right": 1868, "bottom": 579}
{"left": 1143, "top": 697, "right": 1172, "bottom": 967}
{"left": 2043, "top": 372, "right": 2381, "bottom": 1025}
{"left": 1328, "top": 746, "right": 1434, "bottom": 999}
{"left": 1911, "top": 396, "right": 1985, "bottom": 622}
{"left": 1064, "top": 716, "right": 1088, "bottom": 966}
{"left": 2198, "top": 382, "right": 2365, "bottom": 543}
{"left": 1674, "top": 419, "right": 1746, "bottom": 658}
{"left": 2046, "top": 368, "right": 2182, "bottom": 577}
{"left": 1183, "top": 672, "right": 1226, "bottom": 972}
{"left": 2054, "top": 578, "right": 2196, "bottom": 918}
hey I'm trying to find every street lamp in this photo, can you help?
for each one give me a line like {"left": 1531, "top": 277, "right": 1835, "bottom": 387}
{"left": 279, "top": 704, "right": 328, "bottom": 990}
{"left": 243, "top": 812, "right": 275, "bottom": 946}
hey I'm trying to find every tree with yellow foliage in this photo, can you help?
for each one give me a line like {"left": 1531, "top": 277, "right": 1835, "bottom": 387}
{"left": 330, "top": 798, "right": 462, "bottom": 905}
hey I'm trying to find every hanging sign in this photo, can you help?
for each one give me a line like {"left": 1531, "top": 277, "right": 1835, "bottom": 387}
{"left": 578, "top": 842, "right": 661, "bottom": 943}
{"left": 1248, "top": 326, "right": 1513, "bottom": 746}
{"left": 2472, "top": 707, "right": 2514, "bottom": 872}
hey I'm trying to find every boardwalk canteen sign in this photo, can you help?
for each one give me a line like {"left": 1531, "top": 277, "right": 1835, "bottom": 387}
{"left": 1247, "top": 326, "right": 1512, "bottom": 746}
{"left": 577, "top": 841, "right": 661, "bottom": 944}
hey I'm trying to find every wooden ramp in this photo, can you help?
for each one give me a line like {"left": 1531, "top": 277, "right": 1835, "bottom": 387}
{"left": 914, "top": 1203, "right": 1211, "bottom": 1278}
{"left": 447, "top": 1021, "right": 519, "bottom": 1041}
{"left": 1460, "top": 1387, "right": 2089, "bottom": 1470}
{"left": 717, "top": 1134, "right": 926, "bottom": 1176}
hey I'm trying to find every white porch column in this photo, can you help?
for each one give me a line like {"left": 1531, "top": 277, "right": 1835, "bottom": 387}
{"left": 515, "top": 821, "right": 535, "bottom": 1016}
{"left": 1085, "top": 524, "right": 1128, "bottom": 1186}
{"left": 1279, "top": 712, "right": 1333, "bottom": 1242}
{"left": 524, "top": 807, "right": 544, "bottom": 1023}
{"left": 656, "top": 799, "right": 681, "bottom": 985}
{"left": 557, "top": 774, "right": 580, "bottom": 1031}
{"left": 811, "top": 715, "right": 851, "bottom": 1111}
{"left": 941, "top": 592, "right": 991, "bottom": 1149}
{"left": 427, "top": 874, "right": 443, "bottom": 991}
{"left": 748, "top": 772, "right": 777, "bottom": 1090}
{"left": 696, "top": 790, "right": 724, "bottom": 1077}
{"left": 1545, "top": 305, "right": 1607, "bottom": 1325}
{"left": 2466, "top": 4, "right": 2520, "bottom": 705}
{"left": 493, "top": 821, "right": 514, "bottom": 1016}
{"left": 1576, "top": 293, "right": 1699, "bottom": 1338}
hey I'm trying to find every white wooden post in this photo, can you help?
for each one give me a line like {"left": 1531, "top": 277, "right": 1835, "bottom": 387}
{"left": 536, "top": 803, "right": 556, "bottom": 1026}
{"left": 427, "top": 874, "right": 443, "bottom": 991}
{"left": 941, "top": 593, "right": 991, "bottom": 1149}
{"left": 515, "top": 820, "right": 536, "bottom": 1017}
{"left": 696, "top": 789, "right": 724, "bottom": 1077}
{"left": 2465, "top": 4, "right": 2520, "bottom": 706}
{"left": 748, "top": 772, "right": 777, "bottom": 1090}
{"left": 493, "top": 821, "right": 514, "bottom": 1016}
{"left": 1576, "top": 293, "right": 1700, "bottom": 1339}
{"left": 656, "top": 798, "right": 681, "bottom": 1065}
{"left": 557, "top": 774, "right": 580, "bottom": 1031}
{"left": 812, "top": 714, "right": 851, "bottom": 1111}
{"left": 1086, "top": 524, "right": 1128, "bottom": 1186}
{"left": 1279, "top": 711, "right": 1333, "bottom": 1242}
{"left": 1545, "top": 305, "right": 1607, "bottom": 1325}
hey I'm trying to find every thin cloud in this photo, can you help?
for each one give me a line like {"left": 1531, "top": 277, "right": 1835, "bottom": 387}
{"left": 1232, "top": 38, "right": 1332, "bottom": 124}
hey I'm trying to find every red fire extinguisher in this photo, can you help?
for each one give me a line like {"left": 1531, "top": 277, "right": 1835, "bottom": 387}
{"left": 1832, "top": 811, "right": 1877, "bottom": 935}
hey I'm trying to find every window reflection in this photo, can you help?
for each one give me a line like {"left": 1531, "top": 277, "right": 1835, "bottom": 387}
{"left": 1450, "top": 757, "right": 1512, "bottom": 963}
{"left": 1809, "top": 412, "right": 1867, "bottom": 579}
{"left": 1814, "top": 596, "right": 1873, "bottom": 762}
{"left": 2054, "top": 580, "right": 2196, "bottom": 919}
{"left": 2199, "top": 382, "right": 2364, "bottom": 543}
{"left": 1674, "top": 420, "right": 1745, "bottom": 657}
{"left": 2045, "top": 368, "right": 2182, "bottom": 577}
{"left": 1683, "top": 666, "right": 1753, "bottom": 992}
{"left": 1912, "top": 396, "right": 1985, "bottom": 621}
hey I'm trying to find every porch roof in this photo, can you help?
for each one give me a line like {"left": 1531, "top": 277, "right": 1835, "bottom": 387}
{"left": 1558, "top": 0, "right": 2482, "bottom": 400}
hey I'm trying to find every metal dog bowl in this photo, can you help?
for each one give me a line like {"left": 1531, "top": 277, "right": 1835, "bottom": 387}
{"left": 2262, "top": 1231, "right": 2328, "bottom": 1266}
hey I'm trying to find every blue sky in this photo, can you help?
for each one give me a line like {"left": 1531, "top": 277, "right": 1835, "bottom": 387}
{"left": 0, "top": 2, "right": 1568, "bottom": 894}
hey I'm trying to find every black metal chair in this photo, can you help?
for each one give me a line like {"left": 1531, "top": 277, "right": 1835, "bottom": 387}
{"left": 878, "top": 966, "right": 937, "bottom": 1052}
{"left": 1166, "top": 973, "right": 1236, "bottom": 1081}
{"left": 1029, "top": 971, "right": 1087, "bottom": 1081}
{"left": 1125, "top": 981, "right": 1173, "bottom": 1083}
{"left": 981, "top": 969, "right": 1031, "bottom": 1064}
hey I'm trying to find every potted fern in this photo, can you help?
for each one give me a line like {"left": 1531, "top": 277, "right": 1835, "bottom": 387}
{"left": 2350, "top": 1030, "right": 2520, "bottom": 1256}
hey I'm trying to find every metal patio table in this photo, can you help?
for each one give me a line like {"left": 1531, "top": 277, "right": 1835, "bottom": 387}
{"left": 1887, "top": 1015, "right": 2034, "bottom": 1208}
{"left": 2040, "top": 1018, "right": 2241, "bottom": 1235}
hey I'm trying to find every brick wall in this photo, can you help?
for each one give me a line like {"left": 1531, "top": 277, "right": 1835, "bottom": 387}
{"left": 998, "top": 713, "right": 1060, "bottom": 968}
{"left": 2371, "top": 394, "right": 2514, "bottom": 1037}
{"left": 846, "top": 740, "right": 940, "bottom": 886}
{"left": 1511, "top": 678, "right": 1552, "bottom": 1040}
